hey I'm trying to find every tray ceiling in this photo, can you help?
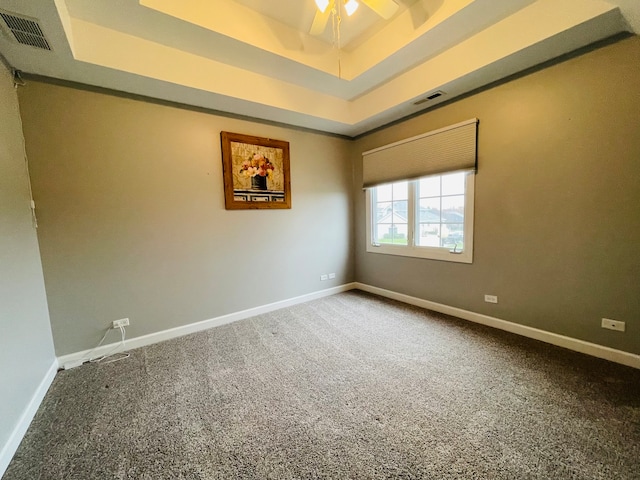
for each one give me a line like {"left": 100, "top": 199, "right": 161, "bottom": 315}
{"left": 0, "top": 0, "right": 637, "bottom": 136}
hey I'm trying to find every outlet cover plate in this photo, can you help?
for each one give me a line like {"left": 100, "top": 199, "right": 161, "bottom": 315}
{"left": 601, "top": 318, "right": 625, "bottom": 332}
{"left": 112, "top": 318, "right": 130, "bottom": 328}
{"left": 484, "top": 294, "right": 498, "bottom": 304}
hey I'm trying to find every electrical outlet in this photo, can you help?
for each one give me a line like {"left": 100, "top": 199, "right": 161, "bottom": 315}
{"left": 601, "top": 318, "right": 625, "bottom": 332}
{"left": 112, "top": 318, "right": 130, "bottom": 328}
{"left": 484, "top": 295, "right": 498, "bottom": 304}
{"left": 320, "top": 274, "right": 328, "bottom": 281}
{"left": 328, "top": 273, "right": 336, "bottom": 279}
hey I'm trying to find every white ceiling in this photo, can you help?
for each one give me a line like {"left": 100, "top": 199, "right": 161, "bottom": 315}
{"left": 0, "top": 0, "right": 637, "bottom": 137}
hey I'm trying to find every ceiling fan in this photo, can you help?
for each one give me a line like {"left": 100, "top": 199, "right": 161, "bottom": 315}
{"left": 310, "top": 0, "right": 399, "bottom": 36}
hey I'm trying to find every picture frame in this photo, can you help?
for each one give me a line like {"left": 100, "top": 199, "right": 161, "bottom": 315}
{"left": 220, "top": 131, "right": 291, "bottom": 210}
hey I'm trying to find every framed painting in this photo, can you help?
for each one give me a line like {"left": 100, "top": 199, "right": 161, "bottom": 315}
{"left": 220, "top": 131, "right": 291, "bottom": 210}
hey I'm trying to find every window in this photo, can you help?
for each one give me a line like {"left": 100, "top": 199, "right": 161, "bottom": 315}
{"left": 366, "top": 170, "right": 475, "bottom": 263}
{"left": 362, "top": 118, "right": 478, "bottom": 263}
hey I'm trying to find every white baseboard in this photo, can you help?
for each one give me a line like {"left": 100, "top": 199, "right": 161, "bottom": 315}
{"left": 58, "top": 281, "right": 639, "bottom": 371}
{"left": 58, "top": 283, "right": 358, "bottom": 369}
{"left": 0, "top": 359, "right": 57, "bottom": 477}
{"left": 355, "top": 282, "right": 640, "bottom": 370}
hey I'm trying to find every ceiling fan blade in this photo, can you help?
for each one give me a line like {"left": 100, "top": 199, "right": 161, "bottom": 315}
{"left": 361, "top": 0, "right": 399, "bottom": 19}
{"left": 309, "top": 0, "right": 334, "bottom": 36}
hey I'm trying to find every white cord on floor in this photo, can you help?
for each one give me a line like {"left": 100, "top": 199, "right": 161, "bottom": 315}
{"left": 84, "top": 325, "right": 130, "bottom": 365}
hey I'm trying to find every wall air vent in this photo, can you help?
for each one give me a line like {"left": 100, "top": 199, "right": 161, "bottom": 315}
{"left": 413, "top": 90, "right": 446, "bottom": 106}
{"left": 0, "top": 11, "right": 51, "bottom": 50}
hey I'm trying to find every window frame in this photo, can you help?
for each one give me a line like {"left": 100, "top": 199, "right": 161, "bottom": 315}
{"left": 365, "top": 171, "right": 475, "bottom": 264}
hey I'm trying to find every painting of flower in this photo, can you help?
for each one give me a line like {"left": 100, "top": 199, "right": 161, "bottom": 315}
{"left": 240, "top": 153, "right": 275, "bottom": 179}
{"left": 221, "top": 132, "right": 291, "bottom": 210}
{"left": 238, "top": 152, "right": 277, "bottom": 189}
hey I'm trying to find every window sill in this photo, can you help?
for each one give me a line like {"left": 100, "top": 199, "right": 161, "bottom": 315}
{"left": 366, "top": 243, "right": 473, "bottom": 264}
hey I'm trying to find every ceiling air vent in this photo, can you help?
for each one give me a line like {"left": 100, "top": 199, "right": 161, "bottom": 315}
{"left": 0, "top": 11, "right": 51, "bottom": 50}
{"left": 413, "top": 90, "right": 446, "bottom": 106}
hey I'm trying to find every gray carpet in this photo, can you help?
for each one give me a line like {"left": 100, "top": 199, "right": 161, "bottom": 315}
{"left": 4, "top": 291, "right": 640, "bottom": 479}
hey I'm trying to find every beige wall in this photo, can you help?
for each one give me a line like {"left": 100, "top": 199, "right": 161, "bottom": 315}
{"left": 15, "top": 36, "right": 640, "bottom": 360}
{"left": 18, "top": 83, "right": 355, "bottom": 356}
{"left": 0, "top": 64, "right": 55, "bottom": 463}
{"left": 354, "top": 36, "right": 640, "bottom": 355}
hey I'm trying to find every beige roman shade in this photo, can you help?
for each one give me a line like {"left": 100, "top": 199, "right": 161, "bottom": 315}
{"left": 362, "top": 118, "right": 479, "bottom": 188}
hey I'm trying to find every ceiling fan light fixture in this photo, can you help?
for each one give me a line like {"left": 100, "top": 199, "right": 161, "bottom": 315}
{"left": 315, "top": 0, "right": 331, "bottom": 13}
{"left": 344, "top": 0, "right": 359, "bottom": 16}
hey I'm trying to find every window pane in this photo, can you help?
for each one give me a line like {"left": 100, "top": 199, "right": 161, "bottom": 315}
{"left": 376, "top": 201, "right": 392, "bottom": 221}
{"left": 442, "top": 172, "right": 465, "bottom": 196}
{"left": 376, "top": 183, "right": 392, "bottom": 202}
{"left": 419, "top": 176, "right": 440, "bottom": 197}
{"left": 373, "top": 182, "right": 409, "bottom": 247}
{"left": 393, "top": 181, "right": 408, "bottom": 200}
{"left": 375, "top": 224, "right": 391, "bottom": 243}
{"left": 393, "top": 223, "right": 408, "bottom": 245}
{"left": 441, "top": 195, "right": 465, "bottom": 223}
{"left": 418, "top": 223, "right": 441, "bottom": 247}
{"left": 392, "top": 200, "right": 408, "bottom": 222}
{"left": 419, "top": 198, "right": 440, "bottom": 223}
{"left": 377, "top": 223, "right": 408, "bottom": 244}
{"left": 441, "top": 224, "right": 464, "bottom": 248}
